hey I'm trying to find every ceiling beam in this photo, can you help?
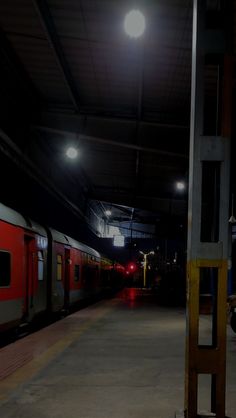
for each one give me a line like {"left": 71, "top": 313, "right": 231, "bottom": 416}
{"left": 33, "top": 0, "right": 80, "bottom": 111}
{"left": 0, "top": 26, "right": 41, "bottom": 104}
{"left": 37, "top": 111, "right": 189, "bottom": 155}
{"left": 44, "top": 107, "right": 190, "bottom": 130}
{"left": 90, "top": 185, "right": 186, "bottom": 202}
{"left": 88, "top": 189, "right": 187, "bottom": 216}
{"left": 33, "top": 125, "right": 188, "bottom": 159}
{"left": 133, "top": 43, "right": 144, "bottom": 199}
{"left": 137, "top": 43, "right": 144, "bottom": 121}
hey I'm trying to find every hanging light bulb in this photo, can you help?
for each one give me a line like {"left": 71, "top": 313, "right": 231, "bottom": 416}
{"left": 66, "top": 146, "right": 79, "bottom": 159}
{"left": 124, "top": 10, "right": 146, "bottom": 38}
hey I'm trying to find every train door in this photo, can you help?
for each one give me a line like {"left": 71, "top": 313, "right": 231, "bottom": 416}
{"left": 64, "top": 248, "right": 71, "bottom": 309}
{"left": 23, "top": 235, "right": 36, "bottom": 320}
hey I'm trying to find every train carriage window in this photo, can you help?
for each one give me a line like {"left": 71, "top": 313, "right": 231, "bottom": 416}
{"left": 57, "top": 255, "right": 63, "bottom": 281}
{"left": 0, "top": 251, "right": 11, "bottom": 287}
{"left": 38, "top": 251, "right": 44, "bottom": 281}
{"left": 74, "top": 264, "right": 80, "bottom": 282}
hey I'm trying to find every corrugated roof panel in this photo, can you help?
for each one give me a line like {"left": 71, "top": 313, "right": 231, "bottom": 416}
{"left": 0, "top": 1, "right": 74, "bottom": 105}
{"left": 80, "top": 144, "right": 136, "bottom": 188}
{"left": 59, "top": 36, "right": 140, "bottom": 110}
{"left": 0, "top": 1, "right": 44, "bottom": 37}
{"left": 0, "top": 0, "right": 193, "bottom": 117}
{"left": 47, "top": 0, "right": 86, "bottom": 39}
{"left": 7, "top": 34, "right": 71, "bottom": 103}
{"left": 48, "top": 0, "right": 126, "bottom": 42}
{"left": 46, "top": 0, "right": 192, "bottom": 114}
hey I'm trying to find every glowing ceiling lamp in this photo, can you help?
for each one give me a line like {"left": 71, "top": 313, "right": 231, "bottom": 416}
{"left": 176, "top": 181, "right": 185, "bottom": 191}
{"left": 124, "top": 10, "right": 146, "bottom": 38}
{"left": 66, "top": 147, "right": 78, "bottom": 159}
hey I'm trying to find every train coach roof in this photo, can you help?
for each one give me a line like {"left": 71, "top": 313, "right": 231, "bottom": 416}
{"left": 0, "top": 202, "right": 47, "bottom": 236}
{"left": 50, "top": 229, "right": 101, "bottom": 259}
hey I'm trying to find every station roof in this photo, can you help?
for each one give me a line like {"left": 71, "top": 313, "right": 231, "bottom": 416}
{"left": 0, "top": 1, "right": 233, "bottom": 239}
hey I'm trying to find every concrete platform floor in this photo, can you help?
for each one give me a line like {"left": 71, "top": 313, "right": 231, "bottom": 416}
{"left": 0, "top": 290, "right": 236, "bottom": 418}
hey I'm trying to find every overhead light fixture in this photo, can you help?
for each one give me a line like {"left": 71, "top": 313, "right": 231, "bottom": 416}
{"left": 66, "top": 146, "right": 78, "bottom": 159}
{"left": 139, "top": 250, "right": 154, "bottom": 256}
{"left": 124, "top": 10, "right": 146, "bottom": 38}
{"left": 176, "top": 181, "right": 185, "bottom": 191}
{"left": 113, "top": 235, "right": 125, "bottom": 247}
{"left": 105, "top": 210, "right": 112, "bottom": 217}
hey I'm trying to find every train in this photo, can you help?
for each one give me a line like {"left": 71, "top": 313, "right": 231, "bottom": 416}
{"left": 0, "top": 202, "right": 125, "bottom": 333}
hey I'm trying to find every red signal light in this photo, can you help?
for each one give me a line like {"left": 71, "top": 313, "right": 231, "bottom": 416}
{"left": 127, "top": 262, "right": 136, "bottom": 272}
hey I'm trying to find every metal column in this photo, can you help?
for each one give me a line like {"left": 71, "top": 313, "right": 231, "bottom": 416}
{"left": 184, "top": 1, "right": 232, "bottom": 417}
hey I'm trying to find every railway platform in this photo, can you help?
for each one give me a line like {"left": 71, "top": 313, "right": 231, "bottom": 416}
{"left": 0, "top": 289, "right": 236, "bottom": 418}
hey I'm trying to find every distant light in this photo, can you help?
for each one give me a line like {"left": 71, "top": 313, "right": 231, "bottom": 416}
{"left": 176, "top": 181, "right": 185, "bottom": 191}
{"left": 128, "top": 262, "right": 137, "bottom": 272}
{"left": 113, "top": 235, "right": 125, "bottom": 247}
{"left": 124, "top": 10, "right": 146, "bottom": 38}
{"left": 139, "top": 250, "right": 154, "bottom": 256}
{"left": 66, "top": 147, "right": 78, "bottom": 159}
{"left": 105, "top": 210, "right": 112, "bottom": 217}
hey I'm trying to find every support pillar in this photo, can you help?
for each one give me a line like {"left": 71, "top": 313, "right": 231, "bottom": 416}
{"left": 177, "top": 1, "right": 233, "bottom": 417}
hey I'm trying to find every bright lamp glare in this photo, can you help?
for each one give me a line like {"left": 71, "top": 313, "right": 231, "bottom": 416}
{"left": 66, "top": 147, "right": 78, "bottom": 159}
{"left": 105, "top": 210, "right": 112, "bottom": 216}
{"left": 113, "top": 235, "right": 125, "bottom": 247}
{"left": 124, "top": 10, "right": 146, "bottom": 38}
{"left": 176, "top": 181, "right": 185, "bottom": 191}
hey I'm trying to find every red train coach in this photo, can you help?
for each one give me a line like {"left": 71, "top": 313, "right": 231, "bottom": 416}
{"left": 100, "top": 256, "right": 125, "bottom": 295}
{"left": 0, "top": 203, "right": 48, "bottom": 331}
{"left": 49, "top": 229, "right": 102, "bottom": 313}
{"left": 0, "top": 202, "right": 124, "bottom": 333}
